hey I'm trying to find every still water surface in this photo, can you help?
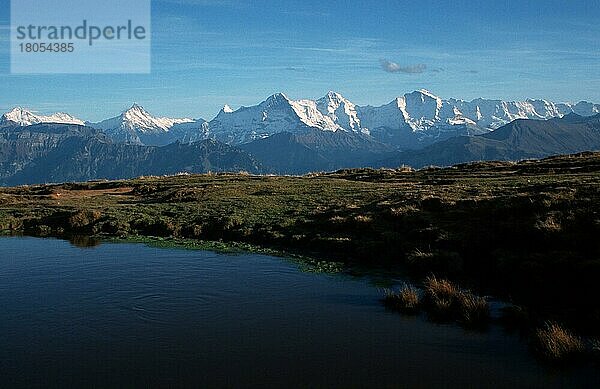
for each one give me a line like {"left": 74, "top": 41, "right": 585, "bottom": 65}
{"left": 0, "top": 237, "right": 598, "bottom": 388}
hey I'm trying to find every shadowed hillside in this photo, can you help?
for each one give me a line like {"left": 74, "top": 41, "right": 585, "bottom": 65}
{"left": 382, "top": 113, "right": 600, "bottom": 168}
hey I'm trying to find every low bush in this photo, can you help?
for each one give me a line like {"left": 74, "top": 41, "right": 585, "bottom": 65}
{"left": 68, "top": 210, "right": 102, "bottom": 230}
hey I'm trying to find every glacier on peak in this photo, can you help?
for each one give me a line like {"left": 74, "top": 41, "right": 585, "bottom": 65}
{"left": 315, "top": 91, "right": 366, "bottom": 134}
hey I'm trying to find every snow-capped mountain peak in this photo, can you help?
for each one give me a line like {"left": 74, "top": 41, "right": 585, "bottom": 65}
{"left": 261, "top": 92, "right": 292, "bottom": 108}
{"left": 95, "top": 104, "right": 194, "bottom": 134}
{"left": 121, "top": 104, "right": 194, "bottom": 131}
{"left": 322, "top": 91, "right": 346, "bottom": 103}
{"left": 207, "top": 92, "right": 350, "bottom": 145}
{"left": 222, "top": 104, "right": 234, "bottom": 113}
{"left": 1, "top": 107, "right": 85, "bottom": 126}
{"left": 121, "top": 104, "right": 157, "bottom": 129}
{"left": 318, "top": 91, "right": 350, "bottom": 107}
{"left": 316, "top": 91, "right": 366, "bottom": 134}
{"left": 2, "top": 107, "right": 39, "bottom": 126}
{"left": 382, "top": 90, "right": 445, "bottom": 131}
{"left": 90, "top": 104, "right": 197, "bottom": 145}
{"left": 416, "top": 89, "right": 441, "bottom": 100}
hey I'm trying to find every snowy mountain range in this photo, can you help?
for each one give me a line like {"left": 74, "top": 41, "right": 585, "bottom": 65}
{"left": 1, "top": 100, "right": 600, "bottom": 183}
{"left": 0, "top": 107, "right": 85, "bottom": 127}
{"left": 203, "top": 90, "right": 600, "bottom": 149}
{"left": 3, "top": 90, "right": 599, "bottom": 150}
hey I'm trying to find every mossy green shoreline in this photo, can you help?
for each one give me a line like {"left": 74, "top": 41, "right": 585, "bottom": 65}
{"left": 108, "top": 236, "right": 345, "bottom": 273}
{"left": 108, "top": 235, "right": 284, "bottom": 255}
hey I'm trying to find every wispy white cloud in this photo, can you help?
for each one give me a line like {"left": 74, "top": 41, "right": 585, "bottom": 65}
{"left": 379, "top": 59, "right": 426, "bottom": 74}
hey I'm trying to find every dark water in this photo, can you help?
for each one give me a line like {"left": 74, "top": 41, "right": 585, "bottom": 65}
{"left": 0, "top": 237, "right": 598, "bottom": 388}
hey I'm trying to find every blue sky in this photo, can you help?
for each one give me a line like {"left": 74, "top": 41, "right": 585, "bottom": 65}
{"left": 0, "top": 0, "right": 599, "bottom": 121}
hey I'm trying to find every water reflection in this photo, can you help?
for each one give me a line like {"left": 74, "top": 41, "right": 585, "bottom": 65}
{"left": 68, "top": 235, "right": 101, "bottom": 248}
{"left": 0, "top": 236, "right": 597, "bottom": 388}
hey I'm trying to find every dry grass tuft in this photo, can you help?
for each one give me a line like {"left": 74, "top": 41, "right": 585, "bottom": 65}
{"left": 591, "top": 338, "right": 600, "bottom": 360}
{"left": 389, "top": 205, "right": 419, "bottom": 218}
{"left": 407, "top": 249, "right": 435, "bottom": 262}
{"left": 457, "top": 291, "right": 490, "bottom": 326}
{"left": 423, "top": 275, "right": 461, "bottom": 319}
{"left": 592, "top": 338, "right": 600, "bottom": 351}
{"left": 534, "top": 322, "right": 585, "bottom": 361}
{"left": 384, "top": 284, "right": 421, "bottom": 313}
{"left": 329, "top": 215, "right": 347, "bottom": 224}
{"left": 429, "top": 297, "right": 454, "bottom": 318}
{"left": 353, "top": 214, "right": 373, "bottom": 223}
{"left": 422, "top": 276, "right": 489, "bottom": 325}
{"left": 535, "top": 213, "right": 562, "bottom": 232}
{"left": 423, "top": 275, "right": 460, "bottom": 302}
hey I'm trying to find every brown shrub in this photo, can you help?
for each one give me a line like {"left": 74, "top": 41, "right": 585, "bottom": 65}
{"left": 68, "top": 210, "right": 102, "bottom": 230}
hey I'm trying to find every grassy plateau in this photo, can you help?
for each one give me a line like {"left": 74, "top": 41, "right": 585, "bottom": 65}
{"left": 1, "top": 151, "right": 599, "bottom": 361}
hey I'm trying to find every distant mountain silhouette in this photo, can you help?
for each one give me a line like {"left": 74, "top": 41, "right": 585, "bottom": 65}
{"left": 241, "top": 128, "right": 393, "bottom": 174}
{"left": 380, "top": 114, "right": 600, "bottom": 168}
{"left": 0, "top": 124, "right": 261, "bottom": 185}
